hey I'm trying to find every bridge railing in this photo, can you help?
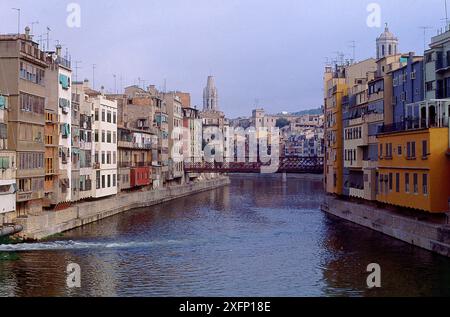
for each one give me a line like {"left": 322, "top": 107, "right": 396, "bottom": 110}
{"left": 183, "top": 156, "right": 324, "bottom": 174}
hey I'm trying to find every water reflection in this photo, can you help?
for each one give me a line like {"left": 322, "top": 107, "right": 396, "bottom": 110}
{"left": 0, "top": 174, "right": 449, "bottom": 297}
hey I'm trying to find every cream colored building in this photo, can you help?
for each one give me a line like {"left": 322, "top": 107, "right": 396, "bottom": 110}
{"left": 91, "top": 91, "right": 118, "bottom": 198}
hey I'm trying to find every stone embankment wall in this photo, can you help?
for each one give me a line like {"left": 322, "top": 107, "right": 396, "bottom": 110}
{"left": 322, "top": 196, "right": 450, "bottom": 258}
{"left": 17, "top": 177, "right": 230, "bottom": 241}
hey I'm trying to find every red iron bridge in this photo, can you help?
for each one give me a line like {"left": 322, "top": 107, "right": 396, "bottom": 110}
{"left": 184, "top": 156, "right": 324, "bottom": 174}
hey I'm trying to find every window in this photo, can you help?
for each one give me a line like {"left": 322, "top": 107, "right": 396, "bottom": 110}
{"left": 423, "top": 174, "right": 428, "bottom": 195}
{"left": 107, "top": 111, "right": 111, "bottom": 123}
{"left": 113, "top": 132, "right": 116, "bottom": 144}
{"left": 20, "top": 92, "right": 45, "bottom": 114}
{"left": 396, "top": 173, "right": 400, "bottom": 193}
{"left": 113, "top": 151, "right": 116, "bottom": 165}
{"left": 413, "top": 173, "right": 418, "bottom": 194}
{"left": 107, "top": 131, "right": 111, "bottom": 143}
{"left": 101, "top": 151, "right": 105, "bottom": 164}
{"left": 398, "top": 145, "right": 402, "bottom": 156}
{"left": 379, "top": 143, "right": 383, "bottom": 158}
{"left": 389, "top": 173, "right": 393, "bottom": 192}
{"left": 101, "top": 109, "right": 106, "bottom": 122}
{"left": 407, "top": 142, "right": 416, "bottom": 159}
{"left": 405, "top": 173, "right": 410, "bottom": 193}
{"left": 102, "top": 175, "right": 106, "bottom": 189}
{"left": 102, "top": 130, "right": 105, "bottom": 143}
{"left": 113, "top": 174, "right": 116, "bottom": 187}
{"left": 94, "top": 130, "right": 99, "bottom": 142}
{"left": 96, "top": 171, "right": 101, "bottom": 189}
{"left": 113, "top": 112, "right": 117, "bottom": 124}
{"left": 0, "top": 123, "right": 7, "bottom": 139}
{"left": 0, "top": 156, "right": 10, "bottom": 169}
{"left": 107, "top": 174, "right": 111, "bottom": 188}
{"left": 107, "top": 151, "right": 111, "bottom": 164}
{"left": 18, "top": 152, "right": 44, "bottom": 169}
{"left": 95, "top": 109, "right": 99, "bottom": 121}
{"left": 385, "top": 143, "right": 393, "bottom": 158}
{"left": 426, "top": 81, "right": 434, "bottom": 91}
{"left": 19, "top": 61, "right": 45, "bottom": 85}
{"left": 422, "top": 140, "right": 428, "bottom": 158}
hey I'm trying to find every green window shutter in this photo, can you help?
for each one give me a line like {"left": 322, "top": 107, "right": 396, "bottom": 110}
{"left": 0, "top": 96, "right": 5, "bottom": 109}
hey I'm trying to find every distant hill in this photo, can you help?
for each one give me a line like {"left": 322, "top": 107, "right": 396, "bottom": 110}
{"left": 290, "top": 108, "right": 323, "bottom": 116}
{"left": 275, "top": 108, "right": 323, "bottom": 116}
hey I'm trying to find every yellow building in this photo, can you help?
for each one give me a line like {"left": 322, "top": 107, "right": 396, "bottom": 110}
{"left": 324, "top": 65, "right": 346, "bottom": 195}
{"left": 377, "top": 101, "right": 450, "bottom": 213}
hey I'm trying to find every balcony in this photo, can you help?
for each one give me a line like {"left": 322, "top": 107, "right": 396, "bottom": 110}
{"left": 378, "top": 119, "right": 421, "bottom": 134}
{"left": 118, "top": 140, "right": 153, "bottom": 150}
{"left": 349, "top": 187, "right": 365, "bottom": 199}
{"left": 130, "top": 166, "right": 151, "bottom": 187}
{"left": 56, "top": 56, "right": 71, "bottom": 69}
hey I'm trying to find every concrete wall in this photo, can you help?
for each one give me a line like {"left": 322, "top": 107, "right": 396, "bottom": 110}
{"left": 322, "top": 195, "right": 450, "bottom": 257}
{"left": 16, "top": 176, "right": 230, "bottom": 240}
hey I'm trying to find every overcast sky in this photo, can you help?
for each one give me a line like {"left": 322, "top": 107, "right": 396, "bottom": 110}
{"left": 0, "top": 0, "right": 447, "bottom": 117}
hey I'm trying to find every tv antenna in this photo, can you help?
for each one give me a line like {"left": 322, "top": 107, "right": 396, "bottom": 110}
{"left": 73, "top": 61, "right": 82, "bottom": 82}
{"left": 419, "top": 26, "right": 433, "bottom": 51}
{"left": 12, "top": 8, "right": 20, "bottom": 36}
{"left": 30, "top": 21, "right": 39, "bottom": 36}
{"left": 348, "top": 41, "right": 356, "bottom": 62}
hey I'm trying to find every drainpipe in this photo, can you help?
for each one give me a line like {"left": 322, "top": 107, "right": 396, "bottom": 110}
{"left": 0, "top": 224, "right": 23, "bottom": 238}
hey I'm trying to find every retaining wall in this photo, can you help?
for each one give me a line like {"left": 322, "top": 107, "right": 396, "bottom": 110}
{"left": 16, "top": 177, "right": 230, "bottom": 241}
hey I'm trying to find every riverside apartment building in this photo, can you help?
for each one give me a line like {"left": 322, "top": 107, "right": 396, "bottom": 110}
{"left": 0, "top": 28, "right": 47, "bottom": 217}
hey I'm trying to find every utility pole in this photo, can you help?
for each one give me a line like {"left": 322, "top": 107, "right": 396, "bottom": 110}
{"left": 12, "top": 8, "right": 20, "bottom": 36}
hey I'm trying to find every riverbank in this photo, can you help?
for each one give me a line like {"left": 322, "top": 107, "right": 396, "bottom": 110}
{"left": 322, "top": 195, "right": 450, "bottom": 258}
{"left": 14, "top": 176, "right": 230, "bottom": 241}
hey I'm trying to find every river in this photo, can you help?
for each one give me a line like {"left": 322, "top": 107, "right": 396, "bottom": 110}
{"left": 0, "top": 174, "right": 449, "bottom": 297}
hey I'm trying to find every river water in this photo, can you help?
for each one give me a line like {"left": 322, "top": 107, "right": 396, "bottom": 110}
{"left": 0, "top": 174, "right": 449, "bottom": 297}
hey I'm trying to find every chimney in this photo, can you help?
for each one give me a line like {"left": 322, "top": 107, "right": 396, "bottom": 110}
{"left": 25, "top": 26, "right": 30, "bottom": 40}
{"left": 56, "top": 44, "right": 62, "bottom": 57}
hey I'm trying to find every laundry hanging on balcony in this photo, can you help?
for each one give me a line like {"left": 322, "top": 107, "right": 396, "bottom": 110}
{"left": 59, "top": 98, "right": 70, "bottom": 114}
{"left": 59, "top": 74, "right": 70, "bottom": 90}
{"left": 60, "top": 123, "right": 71, "bottom": 138}
{"left": 0, "top": 95, "right": 6, "bottom": 109}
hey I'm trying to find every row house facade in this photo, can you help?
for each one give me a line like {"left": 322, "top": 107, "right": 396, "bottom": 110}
{"left": 45, "top": 46, "right": 73, "bottom": 206}
{"left": 376, "top": 30, "right": 450, "bottom": 213}
{"left": 0, "top": 29, "right": 47, "bottom": 217}
{"left": 0, "top": 94, "right": 16, "bottom": 223}
{"left": 90, "top": 90, "right": 118, "bottom": 198}
{"left": 165, "top": 92, "right": 184, "bottom": 183}
{"left": 114, "top": 86, "right": 158, "bottom": 191}
{"left": 150, "top": 86, "right": 169, "bottom": 186}
{"left": 325, "top": 25, "right": 450, "bottom": 214}
{"left": 74, "top": 80, "right": 94, "bottom": 200}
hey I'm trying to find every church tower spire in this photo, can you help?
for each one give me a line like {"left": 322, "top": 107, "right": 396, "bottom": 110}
{"left": 203, "top": 76, "right": 219, "bottom": 111}
{"left": 376, "top": 23, "right": 399, "bottom": 59}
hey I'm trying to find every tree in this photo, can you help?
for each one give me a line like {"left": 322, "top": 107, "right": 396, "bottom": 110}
{"left": 276, "top": 118, "right": 290, "bottom": 129}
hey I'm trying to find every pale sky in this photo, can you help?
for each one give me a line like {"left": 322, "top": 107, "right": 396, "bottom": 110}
{"left": 0, "top": 0, "right": 447, "bottom": 117}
